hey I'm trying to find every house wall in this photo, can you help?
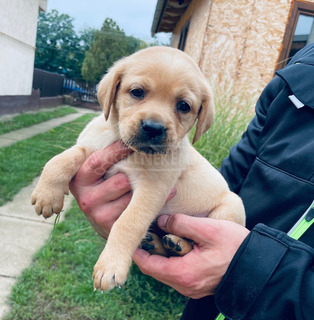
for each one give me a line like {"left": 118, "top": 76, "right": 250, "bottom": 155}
{"left": 200, "top": 0, "right": 292, "bottom": 98}
{"left": 0, "top": 0, "right": 47, "bottom": 96}
{"left": 170, "top": 0, "right": 314, "bottom": 102}
{"left": 172, "top": 0, "right": 213, "bottom": 64}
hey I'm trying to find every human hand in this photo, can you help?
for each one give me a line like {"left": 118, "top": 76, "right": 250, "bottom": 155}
{"left": 133, "top": 214, "right": 250, "bottom": 299}
{"left": 70, "top": 142, "right": 133, "bottom": 238}
{"left": 70, "top": 142, "right": 177, "bottom": 239}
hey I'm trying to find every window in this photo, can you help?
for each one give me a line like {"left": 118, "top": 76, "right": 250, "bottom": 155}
{"left": 178, "top": 21, "right": 190, "bottom": 51}
{"left": 277, "top": 1, "right": 314, "bottom": 69}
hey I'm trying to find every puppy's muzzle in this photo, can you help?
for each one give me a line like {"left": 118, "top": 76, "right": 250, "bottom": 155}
{"left": 131, "top": 120, "right": 168, "bottom": 154}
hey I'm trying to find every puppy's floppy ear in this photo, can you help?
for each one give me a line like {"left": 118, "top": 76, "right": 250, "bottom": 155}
{"left": 97, "top": 59, "right": 126, "bottom": 120}
{"left": 192, "top": 84, "right": 215, "bottom": 144}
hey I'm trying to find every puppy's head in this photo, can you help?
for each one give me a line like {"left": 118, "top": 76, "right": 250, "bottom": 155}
{"left": 97, "top": 46, "right": 214, "bottom": 153}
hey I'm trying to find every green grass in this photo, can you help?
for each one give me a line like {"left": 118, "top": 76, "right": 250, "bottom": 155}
{"left": 0, "top": 113, "right": 95, "bottom": 206}
{"left": 4, "top": 201, "right": 187, "bottom": 320}
{"left": 3, "top": 93, "right": 253, "bottom": 320}
{"left": 0, "top": 106, "right": 77, "bottom": 135}
{"left": 193, "top": 91, "right": 253, "bottom": 168}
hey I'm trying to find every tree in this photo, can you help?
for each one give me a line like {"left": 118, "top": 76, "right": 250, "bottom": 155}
{"left": 81, "top": 18, "right": 144, "bottom": 83}
{"left": 35, "top": 9, "right": 95, "bottom": 79}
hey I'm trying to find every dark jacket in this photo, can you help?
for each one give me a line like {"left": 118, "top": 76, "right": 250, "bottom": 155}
{"left": 182, "top": 43, "right": 314, "bottom": 320}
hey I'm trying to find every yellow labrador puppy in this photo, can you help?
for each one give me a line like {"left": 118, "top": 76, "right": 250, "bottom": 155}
{"left": 31, "top": 46, "right": 245, "bottom": 292}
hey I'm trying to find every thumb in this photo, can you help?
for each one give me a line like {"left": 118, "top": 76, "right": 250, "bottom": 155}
{"left": 157, "top": 214, "right": 218, "bottom": 245}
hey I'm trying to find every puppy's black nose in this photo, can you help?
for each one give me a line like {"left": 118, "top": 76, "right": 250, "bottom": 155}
{"left": 141, "top": 120, "right": 166, "bottom": 139}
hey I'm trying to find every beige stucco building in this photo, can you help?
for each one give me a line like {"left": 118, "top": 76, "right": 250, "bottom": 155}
{"left": 0, "top": 0, "right": 47, "bottom": 96}
{"left": 152, "top": 0, "right": 314, "bottom": 101}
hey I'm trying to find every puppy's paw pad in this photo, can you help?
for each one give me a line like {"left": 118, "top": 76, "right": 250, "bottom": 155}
{"left": 162, "top": 234, "right": 193, "bottom": 256}
{"left": 140, "top": 232, "right": 168, "bottom": 256}
{"left": 140, "top": 233, "right": 155, "bottom": 251}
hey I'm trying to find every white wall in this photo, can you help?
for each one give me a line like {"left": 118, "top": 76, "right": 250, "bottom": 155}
{"left": 0, "top": 0, "right": 47, "bottom": 95}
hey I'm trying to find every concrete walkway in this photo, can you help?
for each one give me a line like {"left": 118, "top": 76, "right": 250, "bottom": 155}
{"left": 0, "top": 180, "right": 73, "bottom": 318}
{"left": 0, "top": 107, "right": 100, "bottom": 319}
{"left": 0, "top": 107, "right": 95, "bottom": 148}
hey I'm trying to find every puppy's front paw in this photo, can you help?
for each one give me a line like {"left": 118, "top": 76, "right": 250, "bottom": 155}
{"left": 31, "top": 182, "right": 68, "bottom": 218}
{"left": 93, "top": 251, "right": 131, "bottom": 292}
{"left": 163, "top": 234, "right": 193, "bottom": 256}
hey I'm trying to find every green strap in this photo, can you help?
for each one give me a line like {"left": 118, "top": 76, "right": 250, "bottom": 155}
{"left": 215, "top": 313, "right": 225, "bottom": 320}
{"left": 288, "top": 201, "right": 314, "bottom": 240}
{"left": 215, "top": 201, "right": 314, "bottom": 320}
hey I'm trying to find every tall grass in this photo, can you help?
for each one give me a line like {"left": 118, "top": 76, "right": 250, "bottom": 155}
{"left": 193, "top": 89, "right": 254, "bottom": 168}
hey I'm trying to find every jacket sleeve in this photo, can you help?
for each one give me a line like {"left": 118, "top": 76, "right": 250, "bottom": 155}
{"left": 215, "top": 224, "right": 314, "bottom": 320}
{"left": 219, "top": 43, "right": 314, "bottom": 193}
{"left": 219, "top": 75, "right": 284, "bottom": 193}
{"left": 215, "top": 44, "right": 314, "bottom": 319}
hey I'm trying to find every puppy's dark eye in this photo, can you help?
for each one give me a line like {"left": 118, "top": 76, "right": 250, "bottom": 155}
{"left": 176, "top": 101, "right": 191, "bottom": 113}
{"left": 130, "top": 88, "right": 145, "bottom": 99}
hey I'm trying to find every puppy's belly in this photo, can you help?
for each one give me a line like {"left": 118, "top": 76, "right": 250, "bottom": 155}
{"left": 105, "top": 157, "right": 216, "bottom": 218}
{"left": 157, "top": 175, "right": 214, "bottom": 217}
{"left": 158, "top": 203, "right": 210, "bottom": 217}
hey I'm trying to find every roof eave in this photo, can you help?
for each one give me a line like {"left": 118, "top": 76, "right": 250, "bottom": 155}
{"left": 151, "top": 0, "right": 168, "bottom": 37}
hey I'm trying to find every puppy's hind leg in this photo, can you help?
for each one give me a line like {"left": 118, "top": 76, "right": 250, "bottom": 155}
{"left": 209, "top": 191, "right": 246, "bottom": 226}
{"left": 140, "top": 232, "right": 168, "bottom": 256}
{"left": 140, "top": 230, "right": 193, "bottom": 257}
{"left": 162, "top": 234, "right": 194, "bottom": 256}
{"left": 160, "top": 192, "right": 245, "bottom": 257}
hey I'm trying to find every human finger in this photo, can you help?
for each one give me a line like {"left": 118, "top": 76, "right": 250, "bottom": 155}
{"left": 100, "top": 191, "right": 133, "bottom": 222}
{"left": 74, "top": 142, "right": 132, "bottom": 186}
{"left": 157, "top": 214, "right": 219, "bottom": 245}
{"left": 133, "top": 248, "right": 183, "bottom": 284}
{"left": 71, "top": 173, "right": 131, "bottom": 214}
{"left": 87, "top": 192, "right": 133, "bottom": 237}
{"left": 91, "top": 173, "right": 132, "bottom": 203}
{"left": 133, "top": 247, "right": 206, "bottom": 297}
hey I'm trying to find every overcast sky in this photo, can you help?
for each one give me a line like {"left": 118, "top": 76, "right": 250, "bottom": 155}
{"left": 46, "top": 0, "right": 170, "bottom": 43}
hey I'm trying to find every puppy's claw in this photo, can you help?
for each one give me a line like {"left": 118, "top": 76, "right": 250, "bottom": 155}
{"left": 113, "top": 274, "right": 122, "bottom": 289}
{"left": 99, "top": 275, "right": 104, "bottom": 289}
{"left": 93, "top": 259, "right": 129, "bottom": 292}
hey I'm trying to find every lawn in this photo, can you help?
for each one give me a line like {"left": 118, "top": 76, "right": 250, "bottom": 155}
{"left": 2, "top": 93, "right": 253, "bottom": 320}
{"left": 5, "top": 201, "right": 187, "bottom": 320}
{"left": 0, "top": 113, "right": 95, "bottom": 206}
{"left": 0, "top": 106, "right": 77, "bottom": 135}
